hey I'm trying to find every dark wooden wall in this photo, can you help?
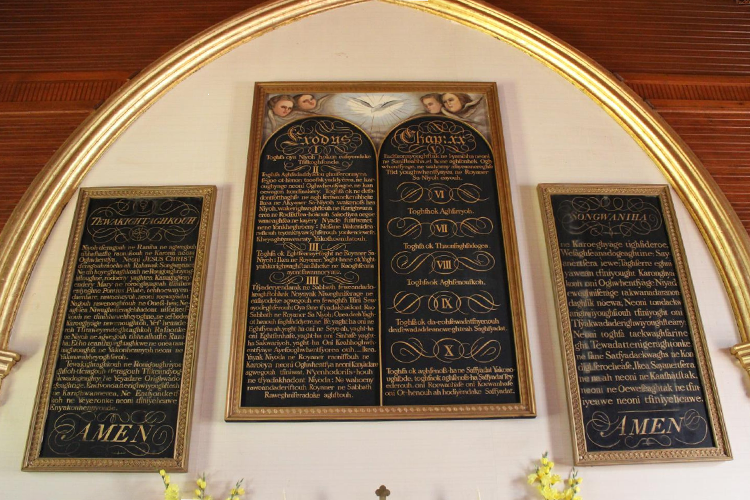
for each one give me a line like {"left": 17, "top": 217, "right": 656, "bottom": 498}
{"left": 1, "top": 0, "right": 749, "bottom": 231}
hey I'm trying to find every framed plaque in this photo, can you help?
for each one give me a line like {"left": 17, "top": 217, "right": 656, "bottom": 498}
{"left": 539, "top": 184, "right": 730, "bottom": 465}
{"left": 24, "top": 186, "right": 216, "bottom": 471}
{"left": 226, "top": 82, "right": 535, "bottom": 420}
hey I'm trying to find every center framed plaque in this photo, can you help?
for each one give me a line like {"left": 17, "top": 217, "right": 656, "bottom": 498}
{"left": 226, "top": 82, "right": 535, "bottom": 420}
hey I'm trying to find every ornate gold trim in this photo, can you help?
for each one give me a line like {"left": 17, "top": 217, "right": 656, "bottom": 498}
{"left": 1, "top": 0, "right": 749, "bottom": 393}
{"left": 730, "top": 341, "right": 750, "bottom": 378}
{"left": 0, "top": 349, "right": 21, "bottom": 392}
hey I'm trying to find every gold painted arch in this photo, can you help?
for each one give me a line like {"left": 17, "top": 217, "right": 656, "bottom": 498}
{"left": 1, "top": 0, "right": 749, "bottom": 389}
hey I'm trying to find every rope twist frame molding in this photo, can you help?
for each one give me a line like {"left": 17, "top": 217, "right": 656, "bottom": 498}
{"left": 1, "top": 0, "right": 750, "bottom": 393}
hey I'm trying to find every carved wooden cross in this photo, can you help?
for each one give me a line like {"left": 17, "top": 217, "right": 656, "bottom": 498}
{"left": 375, "top": 485, "right": 391, "bottom": 500}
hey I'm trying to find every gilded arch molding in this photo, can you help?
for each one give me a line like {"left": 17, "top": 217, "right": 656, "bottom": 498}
{"left": 1, "top": 0, "right": 750, "bottom": 391}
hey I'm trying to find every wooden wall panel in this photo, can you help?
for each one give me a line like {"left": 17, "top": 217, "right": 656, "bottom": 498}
{"left": 0, "top": 112, "right": 90, "bottom": 227}
{"left": 623, "top": 74, "right": 750, "bottom": 232}
{"left": 624, "top": 74, "right": 750, "bottom": 102}
{"left": 660, "top": 109, "right": 750, "bottom": 230}
{"left": 1, "top": 1, "right": 749, "bottom": 76}
{"left": 0, "top": 77, "right": 123, "bottom": 104}
{"left": 0, "top": 1, "right": 265, "bottom": 73}
{"left": 493, "top": 0, "right": 750, "bottom": 76}
{"left": 0, "top": 72, "right": 129, "bottom": 232}
{"left": 0, "top": 72, "right": 130, "bottom": 112}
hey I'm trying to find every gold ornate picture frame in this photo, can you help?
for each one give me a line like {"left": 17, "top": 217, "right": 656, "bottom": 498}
{"left": 24, "top": 186, "right": 216, "bottom": 472}
{"left": 226, "top": 82, "right": 535, "bottom": 420}
{"left": 539, "top": 183, "right": 730, "bottom": 465}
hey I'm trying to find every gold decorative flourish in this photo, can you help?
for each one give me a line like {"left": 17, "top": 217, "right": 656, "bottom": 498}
{"left": 269, "top": 272, "right": 304, "bottom": 285}
{"left": 321, "top": 271, "right": 360, "bottom": 285}
{"left": 391, "top": 290, "right": 499, "bottom": 314}
{"left": 322, "top": 243, "right": 349, "bottom": 251}
{"left": 391, "top": 182, "right": 485, "bottom": 204}
{"left": 387, "top": 216, "right": 493, "bottom": 238}
{"left": 280, "top": 242, "right": 306, "bottom": 251}
{"left": 268, "top": 271, "right": 359, "bottom": 285}
{"left": 391, "top": 337, "right": 501, "bottom": 363}
{"left": 390, "top": 250, "right": 495, "bottom": 275}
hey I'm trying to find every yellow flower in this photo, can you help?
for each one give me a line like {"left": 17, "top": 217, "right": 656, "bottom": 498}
{"left": 165, "top": 484, "right": 180, "bottom": 500}
{"left": 197, "top": 478, "right": 207, "bottom": 490}
{"left": 540, "top": 485, "right": 556, "bottom": 500}
{"left": 164, "top": 474, "right": 171, "bottom": 485}
{"left": 530, "top": 453, "right": 582, "bottom": 500}
{"left": 159, "top": 470, "right": 166, "bottom": 477}
{"left": 238, "top": 488, "right": 245, "bottom": 495}
{"left": 196, "top": 489, "right": 203, "bottom": 497}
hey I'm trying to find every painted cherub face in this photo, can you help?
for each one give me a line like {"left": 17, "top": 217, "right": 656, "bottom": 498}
{"left": 272, "top": 99, "right": 294, "bottom": 117}
{"left": 442, "top": 93, "right": 464, "bottom": 113}
{"left": 421, "top": 97, "right": 442, "bottom": 114}
{"left": 296, "top": 94, "right": 317, "bottom": 111}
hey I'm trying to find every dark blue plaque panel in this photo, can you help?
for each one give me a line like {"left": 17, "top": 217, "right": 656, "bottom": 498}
{"left": 379, "top": 116, "right": 519, "bottom": 406}
{"left": 39, "top": 196, "right": 204, "bottom": 460}
{"left": 243, "top": 117, "right": 380, "bottom": 408}
{"left": 550, "top": 193, "right": 715, "bottom": 453}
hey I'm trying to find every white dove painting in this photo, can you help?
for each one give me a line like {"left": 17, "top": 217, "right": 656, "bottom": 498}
{"left": 324, "top": 93, "right": 421, "bottom": 143}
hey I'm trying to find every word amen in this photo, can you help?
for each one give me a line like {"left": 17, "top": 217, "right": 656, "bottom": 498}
{"left": 78, "top": 423, "right": 158, "bottom": 443}
{"left": 618, "top": 415, "right": 685, "bottom": 436}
